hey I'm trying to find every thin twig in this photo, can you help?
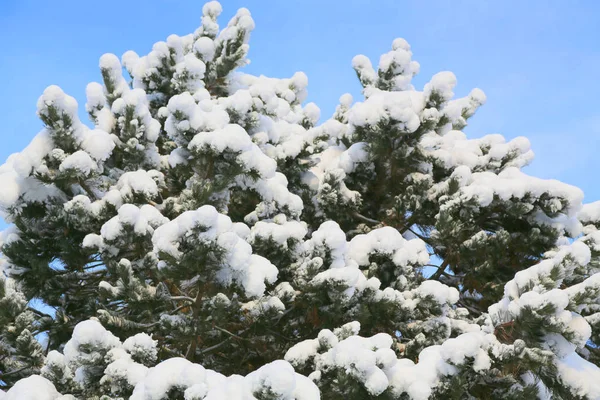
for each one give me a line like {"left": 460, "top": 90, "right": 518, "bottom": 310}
{"left": 214, "top": 326, "right": 246, "bottom": 341}
{"left": 79, "top": 180, "right": 97, "bottom": 201}
{"left": 27, "top": 307, "right": 53, "bottom": 319}
{"left": 429, "top": 259, "right": 449, "bottom": 281}
{"left": 0, "top": 366, "right": 28, "bottom": 378}
{"left": 458, "top": 299, "right": 482, "bottom": 316}
{"left": 272, "top": 305, "right": 295, "bottom": 326}
{"left": 407, "top": 227, "right": 431, "bottom": 244}
{"left": 352, "top": 211, "right": 380, "bottom": 225}
{"left": 200, "top": 337, "right": 232, "bottom": 355}
{"left": 398, "top": 214, "right": 417, "bottom": 234}
{"left": 170, "top": 296, "right": 196, "bottom": 303}
{"left": 185, "top": 283, "right": 205, "bottom": 361}
{"left": 200, "top": 327, "right": 251, "bottom": 355}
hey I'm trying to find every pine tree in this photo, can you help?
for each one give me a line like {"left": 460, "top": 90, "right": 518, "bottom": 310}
{"left": 1, "top": 2, "right": 600, "bottom": 398}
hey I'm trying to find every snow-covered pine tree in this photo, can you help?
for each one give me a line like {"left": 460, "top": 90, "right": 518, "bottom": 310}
{"left": 1, "top": 2, "right": 599, "bottom": 398}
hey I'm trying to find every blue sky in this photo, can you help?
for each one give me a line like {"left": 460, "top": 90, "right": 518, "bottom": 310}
{"left": 1, "top": 0, "right": 599, "bottom": 211}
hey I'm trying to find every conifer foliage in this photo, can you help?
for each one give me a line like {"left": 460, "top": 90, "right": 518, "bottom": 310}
{"left": 1, "top": 2, "right": 600, "bottom": 398}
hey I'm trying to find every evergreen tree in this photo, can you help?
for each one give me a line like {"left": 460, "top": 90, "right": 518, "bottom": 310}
{"left": 1, "top": 2, "right": 600, "bottom": 398}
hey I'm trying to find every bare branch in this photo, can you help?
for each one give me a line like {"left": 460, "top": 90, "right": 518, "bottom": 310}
{"left": 352, "top": 211, "right": 380, "bottom": 225}
{"left": 170, "top": 296, "right": 195, "bottom": 303}
{"left": 214, "top": 325, "right": 247, "bottom": 341}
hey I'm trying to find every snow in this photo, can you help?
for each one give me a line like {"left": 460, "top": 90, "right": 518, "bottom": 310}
{"left": 121, "top": 50, "right": 140, "bottom": 74}
{"left": 301, "top": 223, "right": 432, "bottom": 295}
{"left": 516, "top": 289, "right": 569, "bottom": 313}
{"left": 130, "top": 358, "right": 207, "bottom": 400}
{"left": 421, "top": 130, "right": 534, "bottom": 171}
{"left": 284, "top": 336, "right": 321, "bottom": 367}
{"left": 244, "top": 360, "right": 319, "bottom": 400}
{"left": 242, "top": 172, "right": 304, "bottom": 217}
{"left": 194, "top": 36, "right": 216, "bottom": 61}
{"left": 183, "top": 53, "right": 206, "bottom": 78}
{"left": 424, "top": 71, "right": 457, "bottom": 102}
{"left": 311, "top": 265, "right": 366, "bottom": 299}
{"left": 217, "top": 7, "right": 254, "bottom": 48}
{"left": 248, "top": 217, "right": 307, "bottom": 248}
{"left": 501, "top": 238, "right": 592, "bottom": 302}
{"left": 348, "top": 227, "right": 429, "bottom": 268}
{"left": 230, "top": 71, "right": 309, "bottom": 111}
{"left": 579, "top": 200, "right": 600, "bottom": 224}
{"left": 241, "top": 295, "right": 285, "bottom": 316}
{"left": 348, "top": 90, "right": 424, "bottom": 133}
{"left": 303, "top": 102, "right": 321, "bottom": 125}
{"left": 258, "top": 120, "right": 307, "bottom": 160}
{"left": 37, "top": 85, "right": 79, "bottom": 124}
{"left": 0, "top": 170, "right": 21, "bottom": 213}
{"left": 165, "top": 92, "right": 230, "bottom": 146}
{"left": 0, "top": 132, "right": 53, "bottom": 213}
{"left": 287, "top": 323, "right": 494, "bottom": 399}
{"left": 339, "top": 93, "right": 353, "bottom": 107}
{"left": 168, "top": 147, "right": 189, "bottom": 167}
{"left": 189, "top": 124, "right": 277, "bottom": 178}
{"left": 59, "top": 150, "right": 96, "bottom": 175}
{"left": 123, "top": 333, "right": 158, "bottom": 363}
{"left": 103, "top": 349, "right": 149, "bottom": 392}
{"left": 41, "top": 350, "right": 72, "bottom": 384}
{"left": 12, "top": 319, "right": 321, "bottom": 400}
{"left": 487, "top": 237, "right": 596, "bottom": 360}
{"left": 202, "top": 0, "right": 222, "bottom": 16}
{"left": 462, "top": 167, "right": 583, "bottom": 212}
{"left": 99, "top": 53, "right": 129, "bottom": 98}
{"left": 201, "top": 361, "right": 319, "bottom": 400}
{"left": 377, "top": 37, "right": 420, "bottom": 90}
{"left": 3, "top": 7, "right": 600, "bottom": 400}
{"left": 556, "top": 352, "right": 600, "bottom": 399}
{"left": 80, "top": 129, "right": 115, "bottom": 161}
{"left": 4, "top": 375, "right": 60, "bottom": 400}
{"left": 130, "top": 356, "right": 318, "bottom": 400}
{"left": 152, "top": 205, "right": 232, "bottom": 258}
{"left": 85, "top": 82, "right": 105, "bottom": 111}
{"left": 305, "top": 221, "right": 348, "bottom": 269}
{"left": 416, "top": 280, "right": 460, "bottom": 305}
{"left": 94, "top": 203, "right": 168, "bottom": 247}
{"left": 352, "top": 54, "right": 377, "bottom": 86}
{"left": 112, "top": 88, "right": 161, "bottom": 143}
{"left": 387, "top": 331, "right": 495, "bottom": 399}
{"left": 116, "top": 170, "right": 161, "bottom": 198}
{"left": 431, "top": 164, "right": 584, "bottom": 235}
{"left": 152, "top": 205, "right": 278, "bottom": 297}
{"left": 63, "top": 320, "right": 121, "bottom": 368}
{"left": 565, "top": 272, "right": 600, "bottom": 313}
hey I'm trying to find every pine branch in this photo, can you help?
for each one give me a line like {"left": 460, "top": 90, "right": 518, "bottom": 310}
{"left": 170, "top": 304, "right": 189, "bottom": 314}
{"left": 458, "top": 299, "right": 482, "bottom": 316}
{"left": 351, "top": 211, "right": 380, "bottom": 225}
{"left": 429, "top": 259, "right": 450, "bottom": 281}
{"left": 200, "top": 337, "right": 232, "bottom": 355}
{"left": 200, "top": 327, "right": 250, "bottom": 356}
{"left": 27, "top": 307, "right": 53, "bottom": 319}
{"left": 398, "top": 214, "right": 417, "bottom": 234}
{"left": 0, "top": 366, "right": 29, "bottom": 379}
{"left": 213, "top": 325, "right": 247, "bottom": 341}
{"left": 185, "top": 283, "right": 206, "bottom": 361}
{"left": 170, "top": 296, "right": 195, "bottom": 303}
{"left": 407, "top": 227, "right": 432, "bottom": 245}
{"left": 439, "top": 272, "right": 464, "bottom": 287}
{"left": 78, "top": 180, "right": 97, "bottom": 201}
{"left": 272, "top": 305, "right": 295, "bottom": 326}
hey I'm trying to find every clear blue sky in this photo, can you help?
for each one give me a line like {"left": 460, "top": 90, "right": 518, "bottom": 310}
{"left": 1, "top": 0, "right": 599, "bottom": 211}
